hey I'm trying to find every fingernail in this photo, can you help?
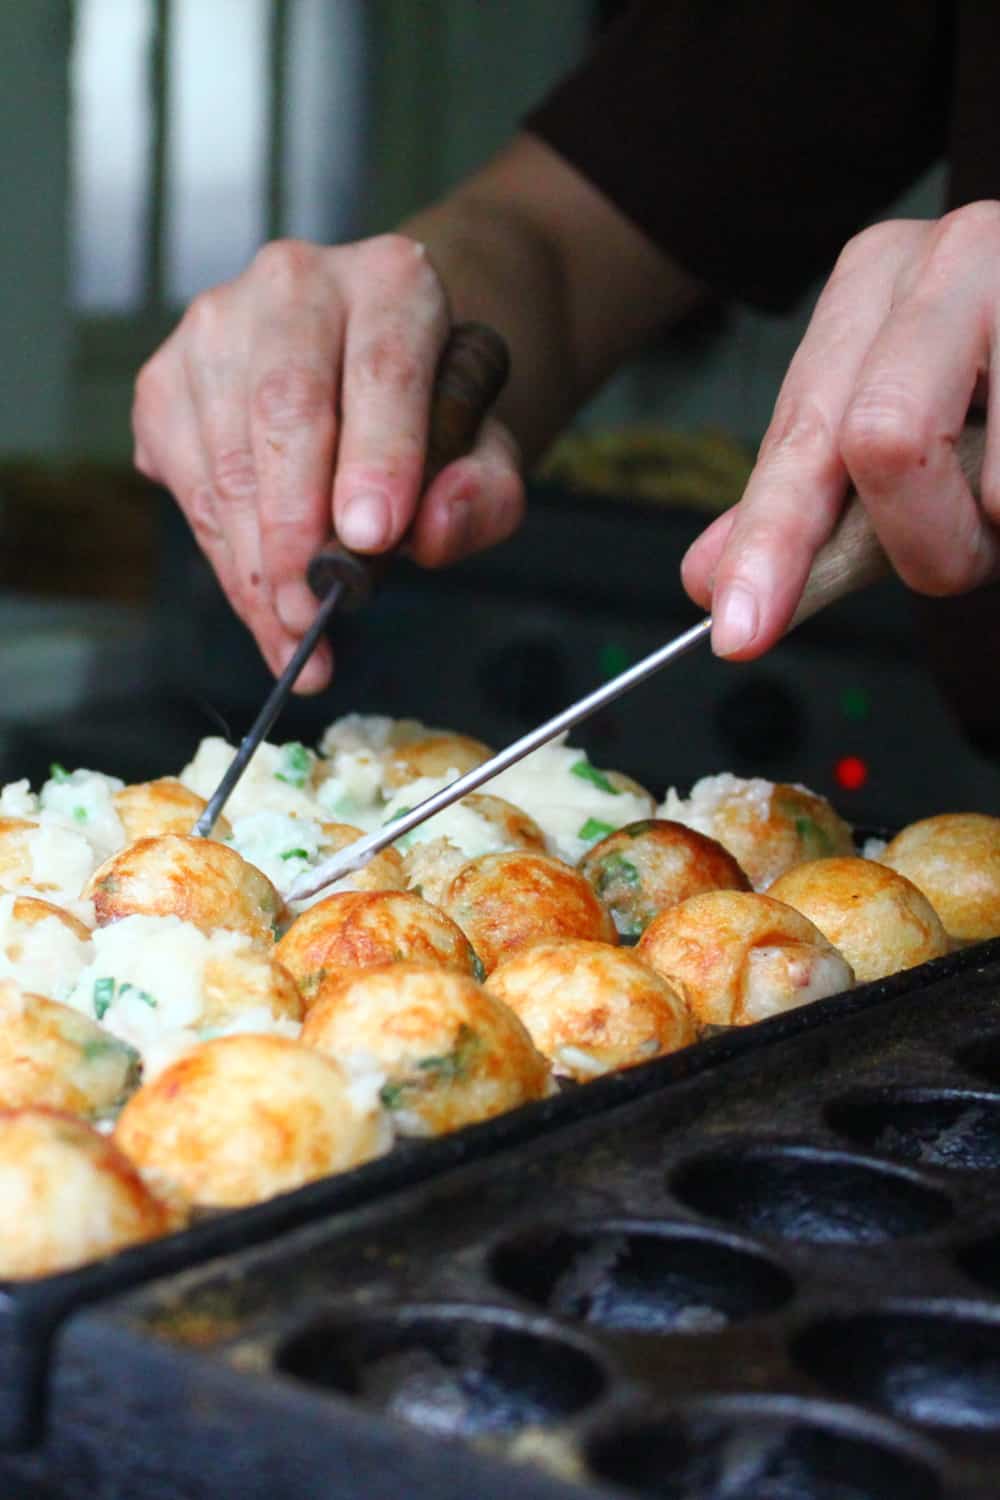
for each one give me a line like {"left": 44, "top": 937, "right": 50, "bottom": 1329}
{"left": 339, "top": 493, "right": 390, "bottom": 551}
{"left": 713, "top": 583, "right": 758, "bottom": 656}
{"left": 275, "top": 580, "right": 318, "bottom": 633}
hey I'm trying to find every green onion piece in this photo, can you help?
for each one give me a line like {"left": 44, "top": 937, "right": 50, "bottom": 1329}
{"left": 578, "top": 817, "right": 615, "bottom": 842}
{"left": 48, "top": 763, "right": 70, "bottom": 783}
{"left": 82, "top": 1038, "right": 121, "bottom": 1063}
{"left": 280, "top": 848, "right": 310, "bottom": 862}
{"left": 416, "top": 1023, "right": 480, "bottom": 1082}
{"left": 274, "top": 741, "right": 313, "bottom": 788}
{"left": 379, "top": 1080, "right": 408, "bottom": 1110}
{"left": 118, "top": 983, "right": 158, "bottom": 1009}
{"left": 571, "top": 760, "right": 619, "bottom": 795}
{"left": 794, "top": 816, "right": 833, "bottom": 855}
{"left": 625, "top": 820, "right": 657, "bottom": 837}
{"left": 470, "top": 949, "right": 486, "bottom": 983}
{"left": 72, "top": 806, "right": 88, "bottom": 823}
{"left": 92, "top": 977, "right": 115, "bottom": 1020}
{"left": 596, "top": 853, "right": 641, "bottom": 894}
{"left": 386, "top": 806, "right": 414, "bottom": 824}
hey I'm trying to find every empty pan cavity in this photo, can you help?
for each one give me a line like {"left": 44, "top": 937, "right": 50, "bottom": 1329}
{"left": 274, "top": 1303, "right": 607, "bottom": 1436}
{"left": 490, "top": 1221, "right": 794, "bottom": 1334}
{"left": 670, "top": 1144, "right": 952, "bottom": 1244}
{"left": 585, "top": 1396, "right": 943, "bottom": 1500}
{"left": 956, "top": 1033, "right": 1000, "bottom": 1087}
{"left": 956, "top": 1231, "right": 1000, "bottom": 1296}
{"left": 825, "top": 1087, "right": 1000, "bottom": 1170}
{"left": 794, "top": 1304, "right": 1000, "bottom": 1431}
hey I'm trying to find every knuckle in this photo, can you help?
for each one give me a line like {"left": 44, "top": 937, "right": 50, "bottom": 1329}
{"left": 931, "top": 200, "right": 1000, "bottom": 258}
{"left": 209, "top": 447, "right": 257, "bottom": 506}
{"left": 183, "top": 289, "right": 225, "bottom": 342}
{"left": 349, "top": 328, "right": 426, "bottom": 396}
{"left": 760, "top": 398, "right": 837, "bottom": 469}
{"left": 251, "top": 237, "right": 320, "bottom": 290}
{"left": 841, "top": 397, "right": 927, "bottom": 485}
{"left": 185, "top": 484, "right": 226, "bottom": 544}
{"left": 253, "top": 361, "right": 331, "bottom": 429}
{"left": 834, "top": 220, "right": 910, "bottom": 275}
{"left": 363, "top": 234, "right": 447, "bottom": 316}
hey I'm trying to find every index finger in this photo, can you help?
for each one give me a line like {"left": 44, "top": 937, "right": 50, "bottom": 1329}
{"left": 333, "top": 238, "right": 450, "bottom": 553}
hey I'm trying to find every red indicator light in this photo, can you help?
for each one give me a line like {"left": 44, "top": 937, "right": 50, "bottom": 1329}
{"left": 835, "top": 755, "right": 868, "bottom": 791}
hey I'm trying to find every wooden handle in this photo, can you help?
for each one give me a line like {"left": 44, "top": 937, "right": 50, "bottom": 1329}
{"left": 306, "top": 322, "right": 510, "bottom": 610}
{"left": 789, "top": 416, "right": 989, "bottom": 629}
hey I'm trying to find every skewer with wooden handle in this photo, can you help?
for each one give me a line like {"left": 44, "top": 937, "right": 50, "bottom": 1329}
{"left": 287, "top": 413, "right": 990, "bottom": 899}
{"left": 788, "top": 415, "right": 987, "bottom": 627}
{"left": 192, "top": 322, "right": 510, "bottom": 838}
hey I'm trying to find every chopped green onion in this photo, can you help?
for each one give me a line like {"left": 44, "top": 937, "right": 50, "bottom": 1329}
{"left": 470, "top": 949, "right": 486, "bottom": 983}
{"left": 596, "top": 853, "right": 640, "bottom": 894}
{"left": 92, "top": 977, "right": 115, "bottom": 1021}
{"left": 280, "top": 848, "right": 310, "bottom": 862}
{"left": 118, "top": 983, "right": 158, "bottom": 1009}
{"left": 48, "top": 763, "right": 70, "bottom": 783}
{"left": 379, "top": 1080, "right": 408, "bottom": 1110}
{"left": 386, "top": 805, "right": 414, "bottom": 823}
{"left": 275, "top": 741, "right": 313, "bottom": 788}
{"left": 82, "top": 1038, "right": 120, "bottom": 1063}
{"left": 571, "top": 760, "right": 618, "bottom": 795}
{"left": 578, "top": 817, "right": 615, "bottom": 842}
{"left": 626, "top": 820, "right": 657, "bottom": 838}
{"left": 72, "top": 806, "right": 88, "bottom": 823}
{"left": 417, "top": 1024, "right": 480, "bottom": 1081}
{"left": 794, "top": 816, "right": 833, "bottom": 855}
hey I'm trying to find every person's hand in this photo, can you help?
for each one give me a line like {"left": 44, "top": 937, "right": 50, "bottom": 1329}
{"left": 132, "top": 235, "right": 524, "bottom": 691}
{"left": 682, "top": 203, "right": 1000, "bottom": 658}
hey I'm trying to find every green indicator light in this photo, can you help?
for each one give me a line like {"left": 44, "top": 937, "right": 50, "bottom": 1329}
{"left": 600, "top": 643, "right": 631, "bottom": 679}
{"left": 840, "top": 687, "right": 870, "bottom": 722}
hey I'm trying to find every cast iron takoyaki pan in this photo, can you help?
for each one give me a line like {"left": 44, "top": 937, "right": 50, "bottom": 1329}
{"left": 12, "top": 936, "right": 1000, "bottom": 1499}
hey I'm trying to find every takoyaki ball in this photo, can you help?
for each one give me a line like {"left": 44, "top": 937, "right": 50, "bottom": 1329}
{"left": 0, "top": 1109, "right": 176, "bottom": 1277}
{"left": 400, "top": 793, "right": 547, "bottom": 906}
{"left": 660, "top": 774, "right": 855, "bottom": 890}
{"left": 276, "top": 890, "right": 480, "bottom": 1002}
{"left": 881, "top": 813, "right": 1000, "bottom": 944}
{"left": 113, "top": 777, "right": 231, "bottom": 843}
{"left": 84, "top": 834, "right": 282, "bottom": 945}
{"left": 442, "top": 851, "right": 617, "bottom": 975}
{"left": 314, "top": 823, "right": 406, "bottom": 893}
{"left": 580, "top": 819, "right": 751, "bottom": 940}
{"left": 768, "top": 857, "right": 950, "bottom": 983}
{"left": 114, "top": 1035, "right": 390, "bottom": 1209}
{"left": 403, "top": 837, "right": 469, "bottom": 909}
{"left": 381, "top": 732, "right": 494, "bottom": 791}
{"left": 301, "top": 963, "right": 551, "bottom": 1137}
{"left": 637, "top": 890, "right": 854, "bottom": 1027}
{"left": 0, "top": 981, "right": 138, "bottom": 1116}
{"left": 487, "top": 940, "right": 697, "bottom": 1081}
{"left": 0, "top": 816, "right": 98, "bottom": 906}
{"left": 0, "top": 895, "right": 92, "bottom": 1000}
{"left": 201, "top": 945, "right": 304, "bottom": 1029}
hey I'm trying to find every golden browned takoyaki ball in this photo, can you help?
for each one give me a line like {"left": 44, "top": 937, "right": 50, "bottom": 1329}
{"left": 768, "top": 857, "right": 949, "bottom": 983}
{"left": 0, "top": 895, "right": 92, "bottom": 999}
{"left": 579, "top": 819, "right": 751, "bottom": 940}
{"left": 0, "top": 1108, "right": 176, "bottom": 1277}
{"left": 313, "top": 823, "right": 405, "bottom": 893}
{"left": 113, "top": 777, "right": 231, "bottom": 843}
{"left": 487, "top": 940, "right": 697, "bottom": 1080}
{"left": 381, "top": 732, "right": 494, "bottom": 791}
{"left": 661, "top": 775, "right": 855, "bottom": 890}
{"left": 442, "top": 851, "right": 616, "bottom": 974}
{"left": 84, "top": 834, "right": 282, "bottom": 945}
{"left": 0, "top": 981, "right": 138, "bottom": 1116}
{"left": 401, "top": 793, "right": 548, "bottom": 906}
{"left": 880, "top": 813, "right": 1000, "bottom": 945}
{"left": 114, "top": 1035, "right": 389, "bottom": 1209}
{"left": 301, "top": 963, "right": 551, "bottom": 1136}
{"left": 276, "top": 890, "right": 480, "bottom": 1002}
{"left": 637, "top": 890, "right": 854, "bottom": 1026}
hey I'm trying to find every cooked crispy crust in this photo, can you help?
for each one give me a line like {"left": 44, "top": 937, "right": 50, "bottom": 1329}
{"left": 580, "top": 818, "right": 750, "bottom": 939}
{"left": 881, "top": 813, "right": 1000, "bottom": 943}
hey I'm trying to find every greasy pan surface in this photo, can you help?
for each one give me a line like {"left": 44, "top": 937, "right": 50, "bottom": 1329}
{"left": 10, "top": 937, "right": 1000, "bottom": 1498}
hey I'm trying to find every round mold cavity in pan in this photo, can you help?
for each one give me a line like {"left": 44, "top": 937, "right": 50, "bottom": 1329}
{"left": 669, "top": 1143, "right": 953, "bottom": 1245}
{"left": 489, "top": 1219, "right": 795, "bottom": 1334}
{"left": 953, "top": 1230, "right": 1000, "bottom": 1298}
{"left": 793, "top": 1301, "right": 1000, "bottom": 1432}
{"left": 956, "top": 1032, "right": 1000, "bottom": 1088}
{"left": 272, "top": 1302, "right": 609, "bottom": 1437}
{"left": 584, "top": 1393, "right": 945, "bottom": 1500}
{"left": 825, "top": 1086, "right": 1000, "bottom": 1171}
